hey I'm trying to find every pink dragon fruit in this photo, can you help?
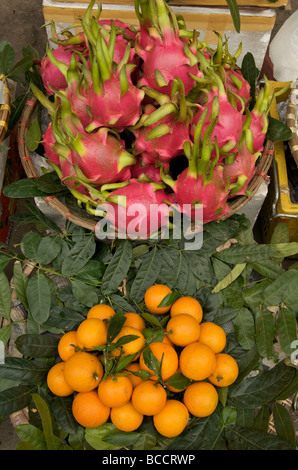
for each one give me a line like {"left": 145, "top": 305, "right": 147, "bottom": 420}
{"left": 71, "top": 127, "right": 136, "bottom": 188}
{"left": 40, "top": 45, "right": 80, "bottom": 95}
{"left": 190, "top": 71, "right": 244, "bottom": 159}
{"left": 249, "top": 78, "right": 271, "bottom": 154}
{"left": 223, "top": 68, "right": 251, "bottom": 111}
{"left": 130, "top": 158, "right": 162, "bottom": 183}
{"left": 135, "top": 0, "right": 202, "bottom": 96}
{"left": 162, "top": 119, "right": 230, "bottom": 223}
{"left": 132, "top": 102, "right": 191, "bottom": 167}
{"left": 42, "top": 122, "right": 60, "bottom": 165}
{"left": 103, "top": 179, "right": 175, "bottom": 238}
{"left": 223, "top": 139, "right": 259, "bottom": 198}
{"left": 99, "top": 19, "right": 139, "bottom": 66}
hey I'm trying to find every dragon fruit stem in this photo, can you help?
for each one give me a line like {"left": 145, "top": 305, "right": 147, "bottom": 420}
{"left": 143, "top": 103, "right": 177, "bottom": 126}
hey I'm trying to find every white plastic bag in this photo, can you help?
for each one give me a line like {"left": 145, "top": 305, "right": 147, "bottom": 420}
{"left": 269, "top": 10, "right": 298, "bottom": 82}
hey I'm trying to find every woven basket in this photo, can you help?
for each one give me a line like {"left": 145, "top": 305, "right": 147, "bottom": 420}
{"left": 286, "top": 81, "right": 298, "bottom": 167}
{"left": 0, "top": 75, "right": 11, "bottom": 145}
{"left": 18, "top": 95, "right": 274, "bottom": 232}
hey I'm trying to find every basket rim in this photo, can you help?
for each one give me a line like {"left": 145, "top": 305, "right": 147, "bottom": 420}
{"left": 0, "top": 75, "right": 11, "bottom": 145}
{"left": 286, "top": 81, "right": 298, "bottom": 167}
{"left": 18, "top": 95, "right": 274, "bottom": 232}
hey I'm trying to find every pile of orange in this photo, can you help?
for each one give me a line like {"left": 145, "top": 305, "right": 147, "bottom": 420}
{"left": 46, "top": 284, "right": 239, "bottom": 438}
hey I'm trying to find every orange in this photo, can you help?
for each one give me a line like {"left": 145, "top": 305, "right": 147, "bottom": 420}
{"left": 46, "top": 362, "right": 74, "bottom": 397}
{"left": 125, "top": 362, "right": 143, "bottom": 388}
{"left": 144, "top": 284, "right": 173, "bottom": 315}
{"left": 165, "top": 314, "right": 201, "bottom": 347}
{"left": 123, "top": 312, "right": 146, "bottom": 332}
{"left": 98, "top": 375, "right": 133, "bottom": 408}
{"left": 162, "top": 331, "right": 173, "bottom": 345}
{"left": 179, "top": 341, "right": 216, "bottom": 381}
{"left": 63, "top": 351, "right": 104, "bottom": 392}
{"left": 76, "top": 318, "right": 107, "bottom": 351}
{"left": 153, "top": 400, "right": 189, "bottom": 438}
{"left": 112, "top": 326, "right": 145, "bottom": 357}
{"left": 87, "top": 304, "right": 116, "bottom": 321}
{"left": 183, "top": 381, "right": 218, "bottom": 417}
{"left": 208, "top": 353, "right": 239, "bottom": 387}
{"left": 132, "top": 380, "right": 167, "bottom": 416}
{"left": 58, "top": 331, "right": 78, "bottom": 362}
{"left": 198, "top": 322, "right": 226, "bottom": 354}
{"left": 72, "top": 390, "right": 110, "bottom": 428}
{"left": 110, "top": 401, "right": 143, "bottom": 432}
{"left": 170, "top": 296, "right": 203, "bottom": 323}
{"left": 139, "top": 342, "right": 178, "bottom": 382}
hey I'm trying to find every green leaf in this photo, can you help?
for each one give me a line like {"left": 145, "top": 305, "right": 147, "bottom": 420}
{"left": 61, "top": 236, "right": 96, "bottom": 277}
{"left": 241, "top": 52, "right": 259, "bottom": 107}
{"left": 253, "top": 405, "right": 271, "bottom": 432}
{"left": 15, "top": 424, "right": 47, "bottom": 450}
{"left": 157, "top": 291, "right": 179, "bottom": 308}
{"left": 232, "top": 307, "right": 255, "bottom": 350}
{"left": 0, "top": 271, "right": 11, "bottom": 321}
{"left": 0, "top": 357, "right": 50, "bottom": 383}
{"left": 107, "top": 311, "right": 126, "bottom": 346}
{"left": 37, "top": 235, "right": 62, "bottom": 265}
{"left": 228, "top": 360, "right": 296, "bottom": 409}
{"left": 267, "top": 116, "right": 292, "bottom": 142}
{"left": 101, "top": 240, "right": 133, "bottom": 295}
{"left": 212, "top": 263, "right": 246, "bottom": 293}
{"left": 109, "top": 294, "right": 136, "bottom": 314}
{"left": 271, "top": 243, "right": 298, "bottom": 260}
{"left": 85, "top": 423, "right": 122, "bottom": 450}
{"left": 102, "top": 431, "right": 141, "bottom": 446}
{"left": 214, "top": 244, "right": 276, "bottom": 264}
{"left": 71, "top": 279, "right": 98, "bottom": 307}
{"left": 8, "top": 56, "right": 33, "bottom": 78}
{"left": 166, "top": 372, "right": 191, "bottom": 391}
{"left": 26, "top": 272, "right": 51, "bottom": 324}
{"left": 225, "top": 0, "right": 240, "bottom": 33}
{"left": 0, "top": 42, "right": 15, "bottom": 75}
{"left": 5, "top": 93, "right": 27, "bottom": 138}
{"left": 130, "top": 246, "right": 161, "bottom": 303}
{"left": 249, "top": 259, "right": 284, "bottom": 280}
{"left": 31, "top": 393, "right": 62, "bottom": 450}
{"left": 225, "top": 424, "right": 293, "bottom": 450}
{"left": 276, "top": 308, "right": 298, "bottom": 356}
{"left": 44, "top": 306, "right": 85, "bottom": 331}
{"left": 21, "top": 231, "right": 42, "bottom": 262}
{"left": 262, "top": 269, "right": 298, "bottom": 309}
{"left": 51, "top": 396, "right": 79, "bottom": 436}
{"left": 25, "top": 116, "right": 41, "bottom": 152}
{"left": 273, "top": 402, "right": 296, "bottom": 448}
{"left": 0, "top": 384, "right": 37, "bottom": 416}
{"left": 0, "top": 324, "right": 11, "bottom": 347}
{"left": 0, "top": 255, "right": 11, "bottom": 273}
{"left": 254, "top": 306, "right": 275, "bottom": 358}
{"left": 24, "top": 200, "right": 63, "bottom": 234}
{"left": 4, "top": 178, "right": 48, "bottom": 198}
{"left": 15, "top": 334, "right": 59, "bottom": 358}
{"left": 13, "top": 262, "right": 29, "bottom": 310}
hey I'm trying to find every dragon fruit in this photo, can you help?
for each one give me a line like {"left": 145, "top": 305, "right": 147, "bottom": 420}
{"left": 40, "top": 45, "right": 81, "bottom": 96}
{"left": 130, "top": 158, "right": 162, "bottom": 183}
{"left": 162, "top": 116, "right": 230, "bottom": 223}
{"left": 190, "top": 70, "right": 244, "bottom": 160}
{"left": 71, "top": 127, "right": 136, "bottom": 187}
{"left": 42, "top": 122, "right": 60, "bottom": 165}
{"left": 249, "top": 78, "right": 271, "bottom": 154}
{"left": 135, "top": 0, "right": 203, "bottom": 96}
{"left": 102, "top": 179, "right": 175, "bottom": 238}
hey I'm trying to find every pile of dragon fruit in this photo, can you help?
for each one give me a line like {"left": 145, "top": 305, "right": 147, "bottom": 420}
{"left": 35, "top": 0, "right": 272, "bottom": 237}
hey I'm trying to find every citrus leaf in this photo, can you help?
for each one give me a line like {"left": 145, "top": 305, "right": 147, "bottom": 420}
{"left": 276, "top": 308, "right": 298, "bottom": 356}
{"left": 26, "top": 272, "right": 51, "bottom": 324}
{"left": 13, "top": 262, "right": 29, "bottom": 310}
{"left": 130, "top": 246, "right": 161, "bottom": 303}
{"left": 225, "top": 0, "right": 240, "bottom": 33}
{"left": 224, "top": 424, "right": 293, "bottom": 450}
{"left": 273, "top": 402, "right": 296, "bottom": 448}
{"left": 0, "top": 271, "right": 11, "bottom": 321}
{"left": 61, "top": 236, "right": 96, "bottom": 277}
{"left": 0, "top": 357, "right": 50, "bottom": 383}
{"left": 232, "top": 307, "right": 255, "bottom": 350}
{"left": 101, "top": 240, "right": 133, "bottom": 295}
{"left": 37, "top": 235, "right": 62, "bottom": 266}
{"left": 15, "top": 334, "right": 59, "bottom": 358}
{"left": 254, "top": 306, "right": 275, "bottom": 358}
{"left": 0, "top": 384, "right": 37, "bottom": 416}
{"left": 71, "top": 279, "right": 98, "bottom": 307}
{"left": 21, "top": 231, "right": 42, "bottom": 262}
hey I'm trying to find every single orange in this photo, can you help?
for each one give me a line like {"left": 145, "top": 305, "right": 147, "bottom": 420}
{"left": 63, "top": 351, "right": 104, "bottom": 392}
{"left": 165, "top": 314, "right": 201, "bottom": 347}
{"left": 208, "top": 353, "right": 239, "bottom": 387}
{"left": 183, "top": 381, "right": 218, "bottom": 417}
{"left": 98, "top": 375, "right": 133, "bottom": 408}
{"left": 144, "top": 284, "right": 173, "bottom": 315}
{"left": 46, "top": 362, "right": 74, "bottom": 397}
{"left": 132, "top": 380, "right": 167, "bottom": 416}
{"left": 87, "top": 304, "right": 116, "bottom": 321}
{"left": 72, "top": 390, "right": 110, "bottom": 428}
{"left": 76, "top": 318, "right": 107, "bottom": 351}
{"left": 139, "top": 341, "right": 178, "bottom": 382}
{"left": 123, "top": 312, "right": 146, "bottom": 332}
{"left": 198, "top": 322, "right": 226, "bottom": 354}
{"left": 58, "top": 331, "right": 78, "bottom": 362}
{"left": 112, "top": 326, "right": 145, "bottom": 357}
{"left": 125, "top": 362, "right": 143, "bottom": 388}
{"left": 153, "top": 399, "right": 189, "bottom": 437}
{"left": 170, "top": 296, "right": 203, "bottom": 323}
{"left": 179, "top": 341, "right": 216, "bottom": 381}
{"left": 110, "top": 401, "right": 143, "bottom": 432}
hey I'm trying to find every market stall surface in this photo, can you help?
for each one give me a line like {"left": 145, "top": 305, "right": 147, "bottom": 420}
{"left": 0, "top": 0, "right": 297, "bottom": 451}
